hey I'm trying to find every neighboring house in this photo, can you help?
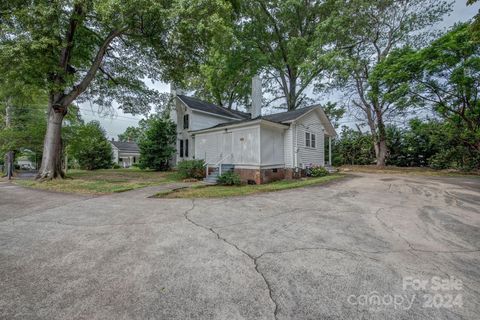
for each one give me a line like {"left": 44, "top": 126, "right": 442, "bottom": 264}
{"left": 170, "top": 81, "right": 336, "bottom": 184}
{"left": 110, "top": 140, "right": 140, "bottom": 168}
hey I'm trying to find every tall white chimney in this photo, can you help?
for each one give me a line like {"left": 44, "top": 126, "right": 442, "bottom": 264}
{"left": 251, "top": 75, "right": 262, "bottom": 119}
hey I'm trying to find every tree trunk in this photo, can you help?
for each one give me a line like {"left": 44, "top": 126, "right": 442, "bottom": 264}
{"left": 375, "top": 109, "right": 387, "bottom": 167}
{"left": 4, "top": 98, "right": 14, "bottom": 178}
{"left": 36, "top": 104, "right": 66, "bottom": 180}
{"left": 375, "top": 138, "right": 387, "bottom": 166}
{"left": 365, "top": 105, "right": 388, "bottom": 167}
{"left": 5, "top": 151, "right": 14, "bottom": 179}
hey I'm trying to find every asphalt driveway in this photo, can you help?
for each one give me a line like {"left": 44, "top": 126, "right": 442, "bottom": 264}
{"left": 0, "top": 173, "right": 479, "bottom": 319}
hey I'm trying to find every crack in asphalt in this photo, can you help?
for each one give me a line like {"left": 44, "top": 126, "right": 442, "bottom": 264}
{"left": 373, "top": 207, "right": 480, "bottom": 254}
{"left": 182, "top": 198, "right": 480, "bottom": 320}
{"left": 183, "top": 199, "right": 279, "bottom": 320}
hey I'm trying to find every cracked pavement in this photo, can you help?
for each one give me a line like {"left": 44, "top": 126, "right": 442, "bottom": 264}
{"left": 0, "top": 173, "right": 479, "bottom": 319}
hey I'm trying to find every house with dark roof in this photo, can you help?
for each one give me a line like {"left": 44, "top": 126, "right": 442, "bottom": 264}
{"left": 110, "top": 140, "right": 140, "bottom": 168}
{"left": 170, "top": 81, "right": 336, "bottom": 184}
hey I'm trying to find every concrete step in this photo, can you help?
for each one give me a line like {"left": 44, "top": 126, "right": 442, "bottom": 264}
{"left": 203, "top": 178, "right": 219, "bottom": 184}
{"left": 324, "top": 166, "right": 337, "bottom": 173}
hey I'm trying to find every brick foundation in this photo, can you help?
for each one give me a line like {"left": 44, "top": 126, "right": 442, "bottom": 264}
{"left": 234, "top": 167, "right": 297, "bottom": 184}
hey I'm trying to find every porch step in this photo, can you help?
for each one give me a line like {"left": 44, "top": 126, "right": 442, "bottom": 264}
{"left": 324, "top": 165, "right": 337, "bottom": 173}
{"left": 203, "top": 164, "right": 235, "bottom": 185}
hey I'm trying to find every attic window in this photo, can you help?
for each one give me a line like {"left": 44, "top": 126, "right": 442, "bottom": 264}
{"left": 183, "top": 114, "right": 189, "bottom": 129}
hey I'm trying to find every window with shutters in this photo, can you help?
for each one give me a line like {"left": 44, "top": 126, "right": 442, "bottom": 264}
{"left": 179, "top": 140, "right": 184, "bottom": 157}
{"left": 185, "top": 139, "right": 189, "bottom": 157}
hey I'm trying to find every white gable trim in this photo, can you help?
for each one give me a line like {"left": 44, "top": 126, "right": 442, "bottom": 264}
{"left": 283, "top": 106, "right": 336, "bottom": 137}
{"left": 176, "top": 96, "right": 242, "bottom": 121}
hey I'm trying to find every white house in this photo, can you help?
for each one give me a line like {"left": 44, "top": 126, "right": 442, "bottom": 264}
{"left": 170, "top": 81, "right": 336, "bottom": 184}
{"left": 110, "top": 140, "right": 140, "bottom": 168}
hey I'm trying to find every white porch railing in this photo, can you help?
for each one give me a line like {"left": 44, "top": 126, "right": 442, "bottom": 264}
{"left": 204, "top": 153, "right": 233, "bottom": 178}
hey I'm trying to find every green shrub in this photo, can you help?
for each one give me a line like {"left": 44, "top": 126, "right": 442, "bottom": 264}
{"left": 112, "top": 164, "right": 121, "bottom": 169}
{"left": 68, "top": 121, "right": 113, "bottom": 170}
{"left": 217, "top": 171, "right": 241, "bottom": 186}
{"left": 177, "top": 159, "right": 205, "bottom": 179}
{"left": 310, "top": 166, "right": 329, "bottom": 177}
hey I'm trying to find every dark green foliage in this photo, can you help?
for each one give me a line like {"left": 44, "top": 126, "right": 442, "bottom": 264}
{"left": 118, "top": 126, "right": 144, "bottom": 143}
{"left": 217, "top": 171, "right": 241, "bottom": 186}
{"left": 138, "top": 117, "right": 176, "bottom": 171}
{"left": 177, "top": 160, "right": 206, "bottom": 179}
{"left": 68, "top": 121, "right": 113, "bottom": 170}
{"left": 372, "top": 23, "right": 479, "bottom": 170}
{"left": 321, "top": 102, "right": 346, "bottom": 129}
{"left": 334, "top": 119, "right": 479, "bottom": 170}
{"left": 332, "top": 128, "right": 376, "bottom": 166}
{"left": 386, "top": 120, "right": 447, "bottom": 167}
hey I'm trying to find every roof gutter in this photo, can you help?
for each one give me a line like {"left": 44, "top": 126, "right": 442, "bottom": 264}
{"left": 176, "top": 96, "right": 245, "bottom": 121}
{"left": 191, "top": 119, "right": 288, "bottom": 135}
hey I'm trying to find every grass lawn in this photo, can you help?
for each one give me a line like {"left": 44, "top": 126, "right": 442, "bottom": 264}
{"left": 339, "top": 165, "right": 480, "bottom": 177}
{"left": 155, "top": 174, "right": 345, "bottom": 199}
{"left": 15, "top": 168, "right": 183, "bottom": 195}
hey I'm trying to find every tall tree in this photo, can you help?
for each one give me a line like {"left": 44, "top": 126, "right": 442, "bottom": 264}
{"left": 340, "top": 0, "right": 452, "bottom": 166}
{"left": 375, "top": 24, "right": 480, "bottom": 168}
{"left": 138, "top": 116, "right": 176, "bottom": 171}
{"left": 236, "top": 0, "right": 345, "bottom": 111}
{"left": 192, "top": 43, "right": 257, "bottom": 110}
{"left": 0, "top": 86, "right": 48, "bottom": 176}
{"left": 0, "top": 0, "right": 232, "bottom": 180}
{"left": 118, "top": 126, "right": 144, "bottom": 143}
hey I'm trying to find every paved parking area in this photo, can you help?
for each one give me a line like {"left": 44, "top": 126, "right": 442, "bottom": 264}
{"left": 0, "top": 174, "right": 479, "bottom": 319}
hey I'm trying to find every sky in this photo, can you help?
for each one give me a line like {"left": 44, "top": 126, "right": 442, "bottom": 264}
{"left": 81, "top": 0, "right": 480, "bottom": 139}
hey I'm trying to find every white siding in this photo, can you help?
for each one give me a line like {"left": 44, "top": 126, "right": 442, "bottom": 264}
{"left": 260, "top": 126, "right": 285, "bottom": 166}
{"left": 194, "top": 132, "right": 223, "bottom": 164}
{"left": 191, "top": 111, "right": 232, "bottom": 131}
{"left": 294, "top": 110, "right": 325, "bottom": 168}
{"left": 283, "top": 127, "right": 294, "bottom": 167}
{"left": 232, "top": 126, "right": 261, "bottom": 165}
{"left": 174, "top": 99, "right": 193, "bottom": 163}
{"left": 111, "top": 145, "right": 119, "bottom": 164}
{"left": 174, "top": 98, "right": 236, "bottom": 164}
{"left": 195, "top": 124, "right": 261, "bottom": 166}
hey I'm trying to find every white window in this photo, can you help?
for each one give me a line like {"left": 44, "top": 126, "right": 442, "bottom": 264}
{"left": 305, "top": 132, "right": 316, "bottom": 148}
{"left": 305, "top": 132, "right": 317, "bottom": 148}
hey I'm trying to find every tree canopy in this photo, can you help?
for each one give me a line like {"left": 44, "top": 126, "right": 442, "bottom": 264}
{"left": 336, "top": 0, "right": 453, "bottom": 166}
{"left": 370, "top": 23, "right": 480, "bottom": 169}
{"left": 68, "top": 121, "right": 113, "bottom": 170}
{"left": 138, "top": 116, "right": 176, "bottom": 171}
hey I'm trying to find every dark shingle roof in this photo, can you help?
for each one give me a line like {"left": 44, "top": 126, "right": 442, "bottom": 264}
{"left": 110, "top": 141, "right": 140, "bottom": 153}
{"left": 260, "top": 106, "right": 317, "bottom": 123}
{"left": 191, "top": 105, "right": 322, "bottom": 132}
{"left": 177, "top": 95, "right": 250, "bottom": 119}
